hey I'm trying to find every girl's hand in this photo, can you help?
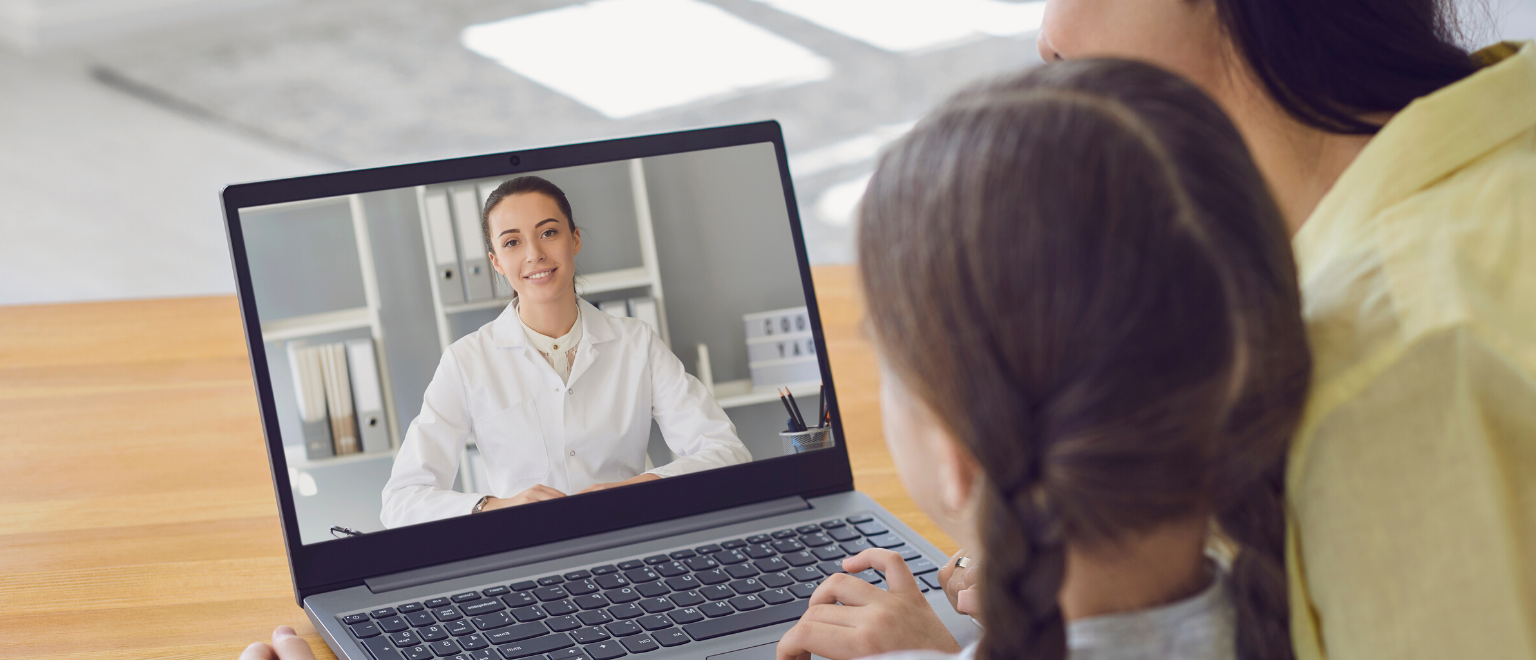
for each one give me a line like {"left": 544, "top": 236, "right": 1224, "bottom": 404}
{"left": 937, "top": 549, "right": 983, "bottom": 616}
{"left": 238, "top": 626, "right": 317, "bottom": 660}
{"left": 776, "top": 549, "right": 961, "bottom": 660}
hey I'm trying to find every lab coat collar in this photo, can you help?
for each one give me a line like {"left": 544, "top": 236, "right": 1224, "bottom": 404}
{"left": 491, "top": 297, "right": 621, "bottom": 349}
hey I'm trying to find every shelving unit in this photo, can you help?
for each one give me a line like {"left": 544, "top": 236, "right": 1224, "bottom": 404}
{"left": 249, "top": 194, "right": 403, "bottom": 464}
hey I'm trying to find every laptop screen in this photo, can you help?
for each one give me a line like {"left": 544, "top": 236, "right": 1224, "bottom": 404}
{"left": 233, "top": 135, "right": 836, "bottom": 548}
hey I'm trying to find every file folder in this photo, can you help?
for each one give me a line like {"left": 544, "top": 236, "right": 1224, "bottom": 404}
{"left": 287, "top": 344, "right": 334, "bottom": 460}
{"left": 452, "top": 186, "right": 495, "bottom": 302}
{"left": 319, "top": 343, "right": 360, "bottom": 455}
{"left": 423, "top": 190, "right": 466, "bottom": 305}
{"left": 479, "top": 181, "right": 516, "bottom": 299}
{"left": 346, "top": 338, "right": 390, "bottom": 453}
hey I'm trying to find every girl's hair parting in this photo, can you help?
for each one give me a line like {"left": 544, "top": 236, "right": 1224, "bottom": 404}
{"left": 857, "top": 58, "right": 1311, "bottom": 660}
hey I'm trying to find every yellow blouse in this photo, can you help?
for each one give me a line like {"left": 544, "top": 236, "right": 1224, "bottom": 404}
{"left": 1288, "top": 41, "right": 1536, "bottom": 660}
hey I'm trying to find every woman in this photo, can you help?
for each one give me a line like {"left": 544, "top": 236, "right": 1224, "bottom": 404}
{"left": 380, "top": 175, "right": 751, "bottom": 527}
{"left": 1023, "top": 3, "right": 1536, "bottom": 659}
{"left": 777, "top": 59, "right": 1308, "bottom": 660}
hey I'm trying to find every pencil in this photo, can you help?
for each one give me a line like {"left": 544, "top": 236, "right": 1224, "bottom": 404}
{"left": 785, "top": 388, "right": 808, "bottom": 432}
{"left": 778, "top": 389, "right": 804, "bottom": 432}
{"left": 818, "top": 385, "right": 827, "bottom": 429}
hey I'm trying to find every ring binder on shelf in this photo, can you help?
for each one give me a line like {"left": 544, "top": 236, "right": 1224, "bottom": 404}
{"left": 451, "top": 186, "right": 495, "bottom": 302}
{"left": 346, "top": 338, "right": 391, "bottom": 454}
{"left": 287, "top": 344, "right": 334, "bottom": 460}
{"left": 423, "top": 190, "right": 466, "bottom": 305}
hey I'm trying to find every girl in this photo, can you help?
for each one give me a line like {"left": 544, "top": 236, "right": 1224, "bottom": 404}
{"left": 778, "top": 58, "right": 1310, "bottom": 660}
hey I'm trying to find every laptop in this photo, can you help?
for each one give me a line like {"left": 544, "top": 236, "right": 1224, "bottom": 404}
{"left": 221, "top": 121, "right": 981, "bottom": 660}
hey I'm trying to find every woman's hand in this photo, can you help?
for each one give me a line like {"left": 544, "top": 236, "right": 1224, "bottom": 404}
{"left": 482, "top": 484, "right": 567, "bottom": 511}
{"left": 239, "top": 626, "right": 317, "bottom": 660}
{"left": 937, "top": 548, "right": 982, "bottom": 616}
{"left": 579, "top": 473, "right": 661, "bottom": 494}
{"left": 776, "top": 549, "right": 961, "bottom": 660}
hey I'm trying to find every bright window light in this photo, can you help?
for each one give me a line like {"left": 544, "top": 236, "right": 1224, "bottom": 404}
{"left": 750, "top": 0, "right": 1046, "bottom": 53}
{"left": 462, "top": 0, "right": 834, "bottom": 119}
{"left": 816, "top": 173, "right": 873, "bottom": 227}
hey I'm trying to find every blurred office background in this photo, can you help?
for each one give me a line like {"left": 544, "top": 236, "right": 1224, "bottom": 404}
{"left": 2, "top": 0, "right": 1533, "bottom": 306}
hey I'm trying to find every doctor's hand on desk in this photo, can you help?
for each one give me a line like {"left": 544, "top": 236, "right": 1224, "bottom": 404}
{"left": 579, "top": 472, "right": 660, "bottom": 494}
{"left": 481, "top": 484, "right": 568, "bottom": 512}
{"left": 239, "top": 626, "right": 316, "bottom": 660}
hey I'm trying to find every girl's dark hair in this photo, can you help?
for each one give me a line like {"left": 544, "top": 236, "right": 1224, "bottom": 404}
{"left": 481, "top": 175, "right": 578, "bottom": 251}
{"left": 1215, "top": 0, "right": 1478, "bottom": 134}
{"left": 858, "top": 59, "right": 1310, "bottom": 660}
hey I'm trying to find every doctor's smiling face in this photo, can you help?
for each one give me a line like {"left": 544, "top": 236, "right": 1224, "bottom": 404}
{"left": 487, "top": 191, "right": 583, "bottom": 306}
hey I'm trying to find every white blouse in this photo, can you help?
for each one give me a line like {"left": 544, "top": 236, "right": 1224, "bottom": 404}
{"left": 380, "top": 298, "right": 752, "bottom": 528}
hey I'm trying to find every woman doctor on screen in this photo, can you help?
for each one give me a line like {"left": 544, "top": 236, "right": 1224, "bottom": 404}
{"left": 381, "top": 175, "right": 751, "bottom": 528}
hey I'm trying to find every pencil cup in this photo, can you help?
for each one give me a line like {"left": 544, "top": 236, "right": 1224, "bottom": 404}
{"left": 781, "top": 426, "right": 835, "bottom": 455}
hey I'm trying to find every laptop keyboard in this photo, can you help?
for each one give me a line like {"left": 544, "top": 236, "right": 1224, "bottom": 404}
{"left": 340, "top": 512, "right": 945, "bottom": 660}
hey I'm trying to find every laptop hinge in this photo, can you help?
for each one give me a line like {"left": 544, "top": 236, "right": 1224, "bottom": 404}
{"left": 365, "top": 496, "right": 810, "bottom": 594}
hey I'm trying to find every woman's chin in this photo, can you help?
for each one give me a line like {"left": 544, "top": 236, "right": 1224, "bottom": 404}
{"left": 514, "top": 282, "right": 574, "bottom": 305}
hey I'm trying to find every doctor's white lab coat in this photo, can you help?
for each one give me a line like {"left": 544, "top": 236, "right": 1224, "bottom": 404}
{"left": 381, "top": 299, "right": 751, "bottom": 528}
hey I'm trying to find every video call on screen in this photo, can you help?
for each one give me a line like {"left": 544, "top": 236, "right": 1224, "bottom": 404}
{"left": 240, "top": 143, "right": 834, "bottom": 545}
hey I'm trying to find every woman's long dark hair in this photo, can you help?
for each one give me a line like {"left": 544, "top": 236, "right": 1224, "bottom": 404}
{"left": 858, "top": 59, "right": 1311, "bottom": 660}
{"left": 1216, "top": 0, "right": 1479, "bottom": 134}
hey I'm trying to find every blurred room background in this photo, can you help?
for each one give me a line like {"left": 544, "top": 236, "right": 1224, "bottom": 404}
{"left": 3, "top": 0, "right": 1533, "bottom": 307}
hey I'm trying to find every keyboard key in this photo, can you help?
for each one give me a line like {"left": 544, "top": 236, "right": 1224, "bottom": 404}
{"left": 496, "top": 632, "right": 573, "bottom": 659}
{"left": 606, "top": 620, "right": 642, "bottom": 637}
{"left": 484, "top": 623, "right": 548, "bottom": 645}
{"left": 550, "top": 648, "right": 588, "bottom": 660}
{"left": 898, "top": 546, "right": 922, "bottom": 561}
{"left": 783, "top": 551, "right": 817, "bottom": 567}
{"left": 566, "top": 581, "right": 599, "bottom": 596}
{"left": 637, "top": 614, "right": 672, "bottom": 631}
{"left": 817, "top": 561, "right": 846, "bottom": 576}
{"left": 546, "top": 601, "right": 578, "bottom": 616}
{"left": 547, "top": 616, "right": 582, "bottom": 632}
{"left": 472, "top": 611, "right": 515, "bottom": 631}
{"left": 430, "top": 639, "right": 461, "bottom": 656}
{"left": 663, "top": 575, "right": 700, "bottom": 592}
{"left": 361, "top": 636, "right": 404, "bottom": 660}
{"left": 639, "top": 598, "right": 673, "bottom": 614}
{"left": 668, "top": 607, "right": 704, "bottom": 625}
{"left": 867, "top": 533, "right": 903, "bottom": 549}
{"left": 512, "top": 606, "right": 547, "bottom": 622}
{"left": 906, "top": 558, "right": 938, "bottom": 575}
{"left": 373, "top": 607, "right": 400, "bottom": 619}
{"left": 483, "top": 587, "right": 511, "bottom": 598}
{"left": 919, "top": 574, "right": 944, "bottom": 591}
{"left": 771, "top": 530, "right": 798, "bottom": 539}
{"left": 617, "top": 560, "right": 645, "bottom": 570}
{"left": 699, "top": 585, "right": 733, "bottom": 600}
{"left": 669, "top": 549, "right": 696, "bottom": 560}
{"left": 820, "top": 520, "right": 845, "bottom": 529}
{"left": 855, "top": 522, "right": 889, "bottom": 536}
{"left": 584, "top": 641, "right": 626, "bottom": 660}
{"left": 698, "top": 602, "right": 733, "bottom": 618}
{"left": 800, "top": 533, "right": 833, "bottom": 547}
{"left": 787, "top": 567, "right": 822, "bottom": 582}
{"left": 720, "top": 539, "right": 747, "bottom": 549}
{"left": 594, "top": 574, "right": 629, "bottom": 590}
{"left": 606, "top": 588, "right": 640, "bottom": 604}
{"left": 812, "top": 546, "right": 844, "bottom": 561}
{"left": 654, "top": 562, "right": 688, "bottom": 578}
{"left": 695, "top": 569, "right": 729, "bottom": 585}
{"left": 538, "top": 576, "right": 566, "bottom": 586}
{"left": 654, "top": 629, "right": 691, "bottom": 648}
{"left": 761, "top": 588, "right": 795, "bottom": 605}
{"left": 669, "top": 591, "right": 705, "bottom": 608}
{"left": 510, "top": 581, "right": 538, "bottom": 592}
{"left": 608, "top": 603, "right": 644, "bottom": 619}
{"left": 402, "top": 644, "right": 434, "bottom": 660}
{"left": 643, "top": 555, "right": 670, "bottom": 565}
{"left": 572, "top": 627, "right": 610, "bottom": 644}
{"left": 728, "top": 594, "right": 765, "bottom": 611}
{"left": 760, "top": 572, "right": 794, "bottom": 589}
{"left": 464, "top": 600, "right": 507, "bottom": 616}
{"left": 724, "top": 564, "right": 758, "bottom": 580}
{"left": 682, "top": 556, "right": 718, "bottom": 571}
{"left": 623, "top": 568, "right": 660, "bottom": 584}
{"left": 352, "top": 621, "right": 382, "bottom": 638}
{"left": 847, "top": 514, "right": 874, "bottom": 524}
{"left": 503, "top": 592, "right": 538, "bottom": 608}
{"left": 694, "top": 544, "right": 722, "bottom": 555}
{"left": 344, "top": 613, "right": 371, "bottom": 625}
{"left": 635, "top": 582, "right": 669, "bottom": 598}
{"left": 729, "top": 578, "right": 764, "bottom": 594}
{"left": 462, "top": 634, "right": 492, "bottom": 650}
{"left": 620, "top": 635, "right": 659, "bottom": 654}
{"left": 795, "top": 524, "right": 821, "bottom": 535}
{"left": 840, "top": 539, "right": 873, "bottom": 556}
{"left": 534, "top": 587, "right": 569, "bottom": 602}
{"left": 712, "top": 550, "right": 748, "bottom": 566}
{"left": 683, "top": 600, "right": 810, "bottom": 640}
{"left": 578, "top": 610, "right": 613, "bottom": 626}
{"left": 565, "top": 570, "right": 592, "bottom": 581}
{"left": 435, "top": 607, "right": 465, "bottom": 622}
{"left": 420, "top": 625, "right": 450, "bottom": 642}
{"left": 754, "top": 557, "right": 789, "bottom": 573}
{"left": 390, "top": 630, "right": 423, "bottom": 647}
{"left": 828, "top": 527, "right": 861, "bottom": 542}
{"left": 745, "top": 534, "right": 771, "bottom": 544}
{"left": 590, "top": 565, "right": 619, "bottom": 576}
{"left": 448, "top": 619, "right": 476, "bottom": 635}
{"left": 573, "top": 595, "right": 609, "bottom": 610}
{"left": 453, "top": 593, "right": 482, "bottom": 604}
{"left": 851, "top": 569, "right": 883, "bottom": 585}
{"left": 771, "top": 540, "right": 804, "bottom": 554}
{"left": 743, "top": 545, "right": 775, "bottom": 560}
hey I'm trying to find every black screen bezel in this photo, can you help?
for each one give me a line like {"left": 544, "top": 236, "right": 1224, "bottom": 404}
{"left": 221, "top": 121, "right": 856, "bottom": 603}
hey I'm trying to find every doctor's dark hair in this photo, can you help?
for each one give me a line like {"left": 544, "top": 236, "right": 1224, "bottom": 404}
{"left": 858, "top": 59, "right": 1310, "bottom": 660}
{"left": 480, "top": 175, "right": 578, "bottom": 251}
{"left": 1214, "top": 0, "right": 1478, "bottom": 134}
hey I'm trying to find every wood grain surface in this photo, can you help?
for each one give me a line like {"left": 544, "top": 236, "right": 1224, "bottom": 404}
{"left": 0, "top": 264, "right": 953, "bottom": 659}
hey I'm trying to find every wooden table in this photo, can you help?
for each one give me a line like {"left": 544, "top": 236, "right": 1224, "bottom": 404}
{"left": 0, "top": 264, "right": 953, "bottom": 659}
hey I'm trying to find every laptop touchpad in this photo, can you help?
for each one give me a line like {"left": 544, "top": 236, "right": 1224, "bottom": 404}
{"left": 707, "top": 641, "right": 829, "bottom": 660}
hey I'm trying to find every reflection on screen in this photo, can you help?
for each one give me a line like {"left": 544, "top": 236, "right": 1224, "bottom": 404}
{"left": 239, "top": 143, "right": 832, "bottom": 544}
